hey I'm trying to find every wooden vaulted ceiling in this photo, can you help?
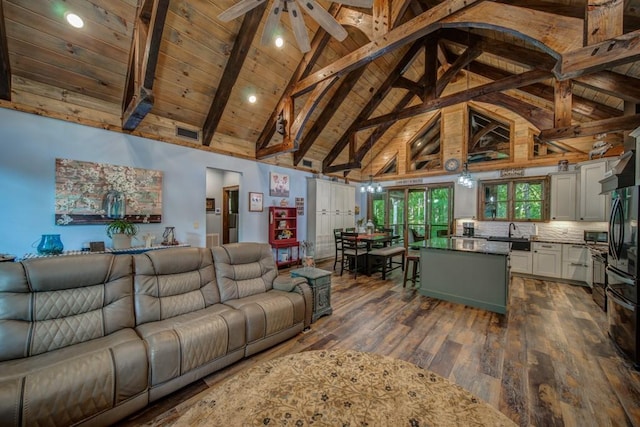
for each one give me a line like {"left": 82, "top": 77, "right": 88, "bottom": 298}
{"left": 1, "top": 0, "right": 640, "bottom": 182}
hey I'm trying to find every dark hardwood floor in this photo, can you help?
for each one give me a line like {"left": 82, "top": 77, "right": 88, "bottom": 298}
{"left": 120, "top": 260, "right": 640, "bottom": 426}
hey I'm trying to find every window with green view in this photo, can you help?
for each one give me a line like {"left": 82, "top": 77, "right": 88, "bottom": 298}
{"left": 480, "top": 178, "right": 547, "bottom": 221}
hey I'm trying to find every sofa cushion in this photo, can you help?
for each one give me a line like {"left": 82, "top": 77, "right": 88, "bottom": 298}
{"left": 135, "top": 304, "right": 245, "bottom": 387}
{"left": 212, "top": 243, "right": 278, "bottom": 302}
{"left": 133, "top": 247, "right": 220, "bottom": 325}
{"left": 0, "top": 328, "right": 147, "bottom": 426}
{"left": 223, "top": 290, "right": 306, "bottom": 344}
{"left": 0, "top": 254, "right": 134, "bottom": 362}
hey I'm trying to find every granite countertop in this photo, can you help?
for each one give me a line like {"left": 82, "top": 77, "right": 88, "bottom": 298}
{"left": 451, "top": 234, "right": 604, "bottom": 246}
{"left": 411, "top": 237, "right": 510, "bottom": 256}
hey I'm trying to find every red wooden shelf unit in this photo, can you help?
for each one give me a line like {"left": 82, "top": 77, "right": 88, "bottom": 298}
{"left": 268, "top": 206, "right": 299, "bottom": 268}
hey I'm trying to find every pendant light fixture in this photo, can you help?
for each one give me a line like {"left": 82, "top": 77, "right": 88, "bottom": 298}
{"left": 457, "top": 162, "right": 475, "bottom": 188}
{"left": 360, "top": 144, "right": 383, "bottom": 193}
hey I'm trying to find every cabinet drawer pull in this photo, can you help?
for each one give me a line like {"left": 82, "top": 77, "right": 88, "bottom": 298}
{"left": 541, "top": 245, "right": 553, "bottom": 248}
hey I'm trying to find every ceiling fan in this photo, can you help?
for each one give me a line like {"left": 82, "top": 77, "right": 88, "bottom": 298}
{"left": 218, "top": 0, "right": 373, "bottom": 53}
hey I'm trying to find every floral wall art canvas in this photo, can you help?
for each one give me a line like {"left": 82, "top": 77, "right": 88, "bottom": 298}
{"left": 55, "top": 158, "right": 163, "bottom": 225}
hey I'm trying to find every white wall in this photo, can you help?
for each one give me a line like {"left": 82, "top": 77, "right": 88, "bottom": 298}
{"left": 0, "top": 108, "right": 311, "bottom": 257}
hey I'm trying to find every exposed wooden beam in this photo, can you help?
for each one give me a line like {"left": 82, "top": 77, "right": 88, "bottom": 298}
{"left": 337, "top": 8, "right": 374, "bottom": 41}
{"left": 394, "top": 76, "right": 424, "bottom": 98}
{"left": 122, "top": 0, "right": 170, "bottom": 131}
{"left": 258, "top": 77, "right": 338, "bottom": 160}
{"left": 585, "top": 0, "right": 624, "bottom": 45}
{"left": 358, "top": 70, "right": 552, "bottom": 130}
{"left": 537, "top": 114, "right": 640, "bottom": 141}
{"left": 470, "top": 122, "right": 499, "bottom": 150}
{"left": 435, "top": 42, "right": 481, "bottom": 97}
{"left": 468, "top": 61, "right": 621, "bottom": 120}
{"left": 255, "top": 5, "right": 340, "bottom": 151}
{"left": 373, "top": 0, "right": 391, "bottom": 38}
{"left": 202, "top": 2, "right": 267, "bottom": 146}
{"left": 573, "top": 71, "right": 640, "bottom": 103}
{"left": 294, "top": 67, "right": 368, "bottom": 165}
{"left": 554, "top": 79, "right": 573, "bottom": 128}
{"left": 324, "top": 161, "right": 362, "bottom": 174}
{"left": 293, "top": 0, "right": 478, "bottom": 97}
{"left": 557, "top": 29, "right": 640, "bottom": 79}
{"left": 0, "top": 1, "right": 11, "bottom": 100}
{"left": 391, "top": 0, "right": 414, "bottom": 27}
{"left": 424, "top": 39, "right": 438, "bottom": 100}
{"left": 322, "top": 41, "right": 425, "bottom": 171}
{"left": 475, "top": 92, "right": 555, "bottom": 130}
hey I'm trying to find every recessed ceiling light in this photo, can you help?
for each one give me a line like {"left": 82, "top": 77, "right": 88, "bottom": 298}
{"left": 248, "top": 94, "right": 257, "bottom": 104}
{"left": 65, "top": 13, "right": 84, "bottom": 28}
{"left": 275, "top": 37, "right": 284, "bottom": 48}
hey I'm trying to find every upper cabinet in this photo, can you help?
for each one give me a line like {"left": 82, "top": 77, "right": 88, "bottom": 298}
{"left": 549, "top": 159, "right": 609, "bottom": 222}
{"left": 577, "top": 160, "right": 608, "bottom": 222}
{"left": 549, "top": 172, "right": 577, "bottom": 221}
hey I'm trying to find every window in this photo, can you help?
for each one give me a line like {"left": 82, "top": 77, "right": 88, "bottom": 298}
{"left": 479, "top": 177, "right": 548, "bottom": 221}
{"left": 468, "top": 108, "right": 511, "bottom": 164}
{"left": 407, "top": 114, "right": 441, "bottom": 171}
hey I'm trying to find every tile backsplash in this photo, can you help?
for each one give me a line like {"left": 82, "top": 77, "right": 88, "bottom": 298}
{"left": 454, "top": 219, "right": 607, "bottom": 242}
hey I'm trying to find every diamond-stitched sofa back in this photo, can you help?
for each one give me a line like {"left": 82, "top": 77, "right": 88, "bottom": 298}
{"left": 212, "top": 242, "right": 278, "bottom": 302}
{"left": 133, "top": 247, "right": 219, "bottom": 325}
{"left": 0, "top": 253, "right": 133, "bottom": 362}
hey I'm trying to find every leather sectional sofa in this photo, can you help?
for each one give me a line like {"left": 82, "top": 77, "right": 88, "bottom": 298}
{"left": 0, "top": 243, "right": 312, "bottom": 426}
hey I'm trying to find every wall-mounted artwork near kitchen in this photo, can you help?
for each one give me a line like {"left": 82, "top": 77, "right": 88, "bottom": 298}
{"left": 269, "top": 172, "right": 290, "bottom": 197}
{"left": 55, "top": 158, "right": 163, "bottom": 225}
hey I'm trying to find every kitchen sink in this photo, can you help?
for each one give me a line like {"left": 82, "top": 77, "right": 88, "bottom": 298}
{"left": 486, "top": 236, "right": 531, "bottom": 251}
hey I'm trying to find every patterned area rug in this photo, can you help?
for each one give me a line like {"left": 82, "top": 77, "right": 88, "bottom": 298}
{"left": 148, "top": 349, "right": 515, "bottom": 426}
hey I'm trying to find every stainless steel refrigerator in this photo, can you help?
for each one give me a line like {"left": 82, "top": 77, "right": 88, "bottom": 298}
{"left": 607, "top": 185, "right": 640, "bottom": 367}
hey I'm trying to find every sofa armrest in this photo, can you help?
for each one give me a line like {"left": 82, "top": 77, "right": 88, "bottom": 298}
{"left": 273, "top": 277, "right": 313, "bottom": 329}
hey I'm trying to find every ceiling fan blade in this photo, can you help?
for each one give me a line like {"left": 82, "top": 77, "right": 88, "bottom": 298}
{"left": 261, "top": 0, "right": 284, "bottom": 45}
{"left": 334, "top": 0, "right": 373, "bottom": 7}
{"left": 218, "top": 0, "right": 268, "bottom": 22}
{"left": 288, "top": 0, "right": 311, "bottom": 52}
{"left": 296, "top": 0, "right": 348, "bottom": 42}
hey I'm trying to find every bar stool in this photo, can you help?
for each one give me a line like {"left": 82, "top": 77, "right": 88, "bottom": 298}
{"left": 403, "top": 251, "right": 420, "bottom": 288}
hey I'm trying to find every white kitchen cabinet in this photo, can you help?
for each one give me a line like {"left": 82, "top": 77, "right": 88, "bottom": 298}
{"left": 510, "top": 250, "right": 533, "bottom": 274}
{"left": 454, "top": 183, "right": 477, "bottom": 219}
{"left": 577, "top": 160, "right": 608, "bottom": 221}
{"left": 308, "top": 178, "right": 356, "bottom": 260}
{"left": 561, "top": 244, "right": 589, "bottom": 283}
{"left": 532, "top": 242, "right": 562, "bottom": 278}
{"left": 549, "top": 172, "right": 577, "bottom": 221}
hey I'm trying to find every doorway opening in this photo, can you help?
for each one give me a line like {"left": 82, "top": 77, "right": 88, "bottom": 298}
{"left": 223, "top": 185, "right": 239, "bottom": 244}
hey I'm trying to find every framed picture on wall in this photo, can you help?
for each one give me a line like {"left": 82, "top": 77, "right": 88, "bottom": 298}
{"left": 249, "top": 192, "right": 263, "bottom": 212}
{"left": 206, "top": 198, "right": 215, "bottom": 211}
{"left": 269, "top": 172, "right": 290, "bottom": 197}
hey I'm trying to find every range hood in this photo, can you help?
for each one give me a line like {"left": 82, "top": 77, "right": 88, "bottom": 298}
{"left": 599, "top": 150, "right": 635, "bottom": 193}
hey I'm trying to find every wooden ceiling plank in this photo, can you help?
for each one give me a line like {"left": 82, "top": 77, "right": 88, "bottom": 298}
{"left": 585, "top": 0, "right": 624, "bottom": 45}
{"left": 294, "top": 67, "right": 368, "bottom": 165}
{"left": 293, "top": 0, "right": 479, "bottom": 97}
{"left": 322, "top": 40, "right": 425, "bottom": 171}
{"left": 202, "top": 2, "right": 267, "bottom": 146}
{"left": 255, "top": 4, "right": 341, "bottom": 152}
{"left": 337, "top": 8, "right": 374, "bottom": 41}
{"left": 574, "top": 70, "right": 640, "bottom": 103}
{"left": 557, "top": 29, "right": 640, "bottom": 79}
{"left": 538, "top": 113, "right": 640, "bottom": 141}
{"left": 359, "top": 69, "right": 553, "bottom": 130}
{"left": 554, "top": 80, "right": 573, "bottom": 128}
{"left": 0, "top": 1, "right": 11, "bottom": 100}
{"left": 122, "top": 0, "right": 170, "bottom": 131}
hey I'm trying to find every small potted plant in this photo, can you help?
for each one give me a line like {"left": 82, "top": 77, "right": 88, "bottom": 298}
{"left": 106, "top": 219, "right": 138, "bottom": 249}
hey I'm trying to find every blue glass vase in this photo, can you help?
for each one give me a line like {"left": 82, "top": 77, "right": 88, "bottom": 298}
{"left": 37, "top": 234, "right": 64, "bottom": 255}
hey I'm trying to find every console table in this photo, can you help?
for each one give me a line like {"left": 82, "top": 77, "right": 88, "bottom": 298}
{"left": 290, "top": 267, "right": 332, "bottom": 322}
{"left": 20, "top": 244, "right": 190, "bottom": 260}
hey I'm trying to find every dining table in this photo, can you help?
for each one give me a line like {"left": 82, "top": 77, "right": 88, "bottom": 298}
{"left": 343, "top": 232, "right": 400, "bottom": 275}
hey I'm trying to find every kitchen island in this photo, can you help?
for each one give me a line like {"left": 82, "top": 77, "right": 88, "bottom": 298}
{"left": 412, "top": 237, "right": 510, "bottom": 314}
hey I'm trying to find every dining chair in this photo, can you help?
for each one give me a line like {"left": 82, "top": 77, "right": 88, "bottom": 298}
{"left": 333, "top": 228, "right": 344, "bottom": 271}
{"left": 340, "top": 232, "right": 366, "bottom": 278}
{"left": 410, "top": 228, "right": 425, "bottom": 243}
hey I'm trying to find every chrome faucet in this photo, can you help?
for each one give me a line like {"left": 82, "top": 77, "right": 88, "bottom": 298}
{"left": 508, "top": 222, "right": 516, "bottom": 238}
